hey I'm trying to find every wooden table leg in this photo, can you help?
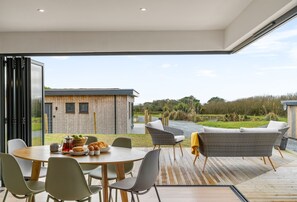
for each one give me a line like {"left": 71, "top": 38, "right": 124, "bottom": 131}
{"left": 101, "top": 164, "right": 108, "bottom": 202}
{"left": 116, "top": 163, "right": 128, "bottom": 202}
{"left": 31, "top": 161, "right": 41, "bottom": 181}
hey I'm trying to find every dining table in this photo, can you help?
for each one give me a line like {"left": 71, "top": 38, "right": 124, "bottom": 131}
{"left": 13, "top": 145, "right": 146, "bottom": 202}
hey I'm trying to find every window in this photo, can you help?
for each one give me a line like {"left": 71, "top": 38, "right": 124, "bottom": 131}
{"left": 79, "top": 103, "right": 89, "bottom": 114}
{"left": 65, "top": 103, "right": 75, "bottom": 113}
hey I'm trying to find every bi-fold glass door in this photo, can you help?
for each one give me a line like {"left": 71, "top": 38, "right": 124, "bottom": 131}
{"left": 0, "top": 56, "right": 44, "bottom": 153}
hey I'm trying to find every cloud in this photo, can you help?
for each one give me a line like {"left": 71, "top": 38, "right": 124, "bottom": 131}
{"left": 51, "top": 56, "right": 70, "bottom": 60}
{"left": 255, "top": 65, "right": 297, "bottom": 75}
{"left": 161, "top": 63, "right": 178, "bottom": 68}
{"left": 196, "top": 69, "right": 217, "bottom": 78}
{"left": 260, "top": 65, "right": 297, "bottom": 71}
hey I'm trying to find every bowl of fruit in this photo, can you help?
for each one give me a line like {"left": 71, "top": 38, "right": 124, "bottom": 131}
{"left": 72, "top": 135, "right": 88, "bottom": 147}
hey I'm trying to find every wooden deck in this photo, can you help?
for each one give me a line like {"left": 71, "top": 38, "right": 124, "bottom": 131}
{"left": 1, "top": 147, "right": 297, "bottom": 201}
{"left": 133, "top": 147, "right": 297, "bottom": 201}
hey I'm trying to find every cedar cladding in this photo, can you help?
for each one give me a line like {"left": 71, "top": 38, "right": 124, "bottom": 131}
{"left": 45, "top": 95, "right": 132, "bottom": 134}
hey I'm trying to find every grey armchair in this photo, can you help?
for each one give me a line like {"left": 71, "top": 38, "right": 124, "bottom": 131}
{"left": 145, "top": 120, "right": 185, "bottom": 160}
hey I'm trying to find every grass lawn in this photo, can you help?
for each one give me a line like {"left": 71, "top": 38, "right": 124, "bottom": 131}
{"left": 45, "top": 133, "right": 191, "bottom": 147}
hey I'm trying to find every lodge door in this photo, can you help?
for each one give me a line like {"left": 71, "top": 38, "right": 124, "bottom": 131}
{"left": 45, "top": 103, "right": 53, "bottom": 133}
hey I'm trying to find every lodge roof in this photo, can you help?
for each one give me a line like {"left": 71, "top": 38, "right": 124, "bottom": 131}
{"left": 45, "top": 88, "right": 139, "bottom": 97}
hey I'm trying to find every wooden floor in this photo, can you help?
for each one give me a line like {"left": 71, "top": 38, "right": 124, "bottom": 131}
{"left": 0, "top": 186, "right": 245, "bottom": 202}
{"left": 1, "top": 147, "right": 297, "bottom": 201}
{"left": 134, "top": 147, "right": 297, "bottom": 186}
{"left": 134, "top": 147, "right": 297, "bottom": 201}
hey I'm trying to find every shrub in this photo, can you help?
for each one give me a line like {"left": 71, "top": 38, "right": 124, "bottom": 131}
{"left": 173, "top": 110, "right": 188, "bottom": 120}
{"left": 265, "top": 112, "right": 279, "bottom": 121}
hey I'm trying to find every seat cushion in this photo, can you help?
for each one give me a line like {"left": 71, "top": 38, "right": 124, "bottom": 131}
{"left": 203, "top": 126, "right": 240, "bottom": 133}
{"left": 240, "top": 127, "right": 279, "bottom": 133}
{"left": 174, "top": 135, "right": 185, "bottom": 143}
{"left": 147, "top": 120, "right": 164, "bottom": 131}
{"left": 267, "top": 120, "right": 287, "bottom": 129}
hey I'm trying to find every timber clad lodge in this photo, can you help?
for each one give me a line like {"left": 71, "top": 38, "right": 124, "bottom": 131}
{"left": 45, "top": 88, "right": 139, "bottom": 134}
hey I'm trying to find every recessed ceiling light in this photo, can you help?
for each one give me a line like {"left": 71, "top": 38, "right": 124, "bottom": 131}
{"left": 140, "top": 8, "right": 147, "bottom": 12}
{"left": 37, "top": 9, "right": 45, "bottom": 13}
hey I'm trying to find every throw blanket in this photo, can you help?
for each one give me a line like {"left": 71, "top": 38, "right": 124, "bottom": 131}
{"left": 191, "top": 132, "right": 199, "bottom": 156}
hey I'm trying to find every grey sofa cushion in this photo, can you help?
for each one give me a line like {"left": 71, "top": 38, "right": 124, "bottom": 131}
{"left": 240, "top": 127, "right": 279, "bottom": 133}
{"left": 203, "top": 126, "right": 240, "bottom": 133}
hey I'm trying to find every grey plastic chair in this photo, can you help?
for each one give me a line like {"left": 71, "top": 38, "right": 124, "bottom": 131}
{"left": 8, "top": 139, "right": 47, "bottom": 179}
{"left": 0, "top": 153, "right": 45, "bottom": 202}
{"left": 45, "top": 157, "right": 102, "bottom": 202}
{"left": 108, "top": 149, "right": 161, "bottom": 202}
{"left": 88, "top": 137, "right": 134, "bottom": 201}
{"left": 81, "top": 135, "right": 99, "bottom": 174}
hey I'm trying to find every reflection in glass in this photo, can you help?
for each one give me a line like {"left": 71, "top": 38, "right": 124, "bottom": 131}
{"left": 31, "top": 62, "right": 44, "bottom": 146}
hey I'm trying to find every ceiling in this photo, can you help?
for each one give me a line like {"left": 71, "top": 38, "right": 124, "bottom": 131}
{"left": 0, "top": 0, "right": 297, "bottom": 55}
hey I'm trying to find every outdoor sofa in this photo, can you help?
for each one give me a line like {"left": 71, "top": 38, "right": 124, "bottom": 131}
{"left": 196, "top": 126, "right": 280, "bottom": 172}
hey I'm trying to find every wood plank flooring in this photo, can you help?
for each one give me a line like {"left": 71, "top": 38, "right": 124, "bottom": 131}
{"left": 133, "top": 147, "right": 297, "bottom": 186}
{"left": 1, "top": 147, "right": 297, "bottom": 201}
{"left": 0, "top": 186, "right": 244, "bottom": 202}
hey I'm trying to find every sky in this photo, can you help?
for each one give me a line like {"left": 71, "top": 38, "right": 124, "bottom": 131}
{"left": 33, "top": 18, "right": 297, "bottom": 105}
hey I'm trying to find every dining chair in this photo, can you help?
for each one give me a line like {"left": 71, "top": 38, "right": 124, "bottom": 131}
{"left": 81, "top": 135, "right": 99, "bottom": 174}
{"left": 108, "top": 149, "right": 161, "bottom": 202}
{"left": 0, "top": 153, "right": 45, "bottom": 202}
{"left": 45, "top": 157, "right": 102, "bottom": 202}
{"left": 88, "top": 137, "right": 134, "bottom": 201}
{"left": 8, "top": 138, "right": 47, "bottom": 179}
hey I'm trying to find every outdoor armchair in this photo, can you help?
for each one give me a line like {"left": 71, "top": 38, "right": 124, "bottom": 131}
{"left": 145, "top": 120, "right": 185, "bottom": 160}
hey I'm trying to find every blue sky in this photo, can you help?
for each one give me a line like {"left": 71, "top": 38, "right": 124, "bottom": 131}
{"left": 34, "top": 18, "right": 297, "bottom": 104}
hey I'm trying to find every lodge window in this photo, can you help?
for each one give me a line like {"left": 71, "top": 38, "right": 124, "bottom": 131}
{"left": 65, "top": 103, "right": 75, "bottom": 113}
{"left": 79, "top": 103, "right": 89, "bottom": 114}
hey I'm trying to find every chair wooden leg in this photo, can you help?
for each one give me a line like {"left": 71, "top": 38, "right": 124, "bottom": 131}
{"left": 268, "top": 156, "right": 276, "bottom": 171}
{"left": 202, "top": 157, "right": 208, "bottom": 172}
{"left": 179, "top": 143, "right": 183, "bottom": 156}
{"left": 276, "top": 146, "right": 284, "bottom": 158}
{"left": 263, "top": 156, "right": 266, "bottom": 164}
{"left": 173, "top": 145, "right": 176, "bottom": 160}
{"left": 193, "top": 154, "right": 199, "bottom": 164}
